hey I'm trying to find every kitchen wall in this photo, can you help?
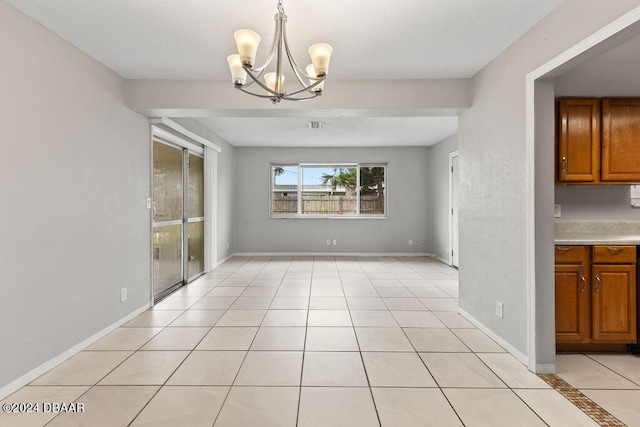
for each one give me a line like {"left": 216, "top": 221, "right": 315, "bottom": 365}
{"left": 457, "top": 0, "right": 640, "bottom": 366}
{"left": 555, "top": 186, "right": 639, "bottom": 220}
{"left": 554, "top": 31, "right": 640, "bottom": 221}
{"left": 234, "top": 146, "right": 430, "bottom": 255}
{"left": 429, "top": 134, "right": 458, "bottom": 262}
{"left": 0, "top": 2, "right": 151, "bottom": 394}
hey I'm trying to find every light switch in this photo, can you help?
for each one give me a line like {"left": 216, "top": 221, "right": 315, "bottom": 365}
{"left": 554, "top": 204, "right": 561, "bottom": 218}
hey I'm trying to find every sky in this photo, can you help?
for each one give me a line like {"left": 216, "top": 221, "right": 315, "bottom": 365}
{"left": 273, "top": 165, "right": 353, "bottom": 186}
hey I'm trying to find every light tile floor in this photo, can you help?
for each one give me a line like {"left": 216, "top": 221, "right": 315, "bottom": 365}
{"left": 1, "top": 256, "right": 637, "bottom": 426}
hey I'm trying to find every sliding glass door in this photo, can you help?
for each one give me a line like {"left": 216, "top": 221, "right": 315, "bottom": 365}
{"left": 187, "top": 153, "right": 205, "bottom": 280}
{"left": 152, "top": 140, "right": 205, "bottom": 300}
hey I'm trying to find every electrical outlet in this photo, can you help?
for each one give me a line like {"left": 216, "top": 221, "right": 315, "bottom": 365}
{"left": 332, "top": 239, "right": 337, "bottom": 246}
{"left": 121, "top": 287, "right": 128, "bottom": 302}
{"left": 326, "top": 239, "right": 331, "bottom": 245}
{"left": 554, "top": 204, "right": 561, "bottom": 218}
{"left": 226, "top": 242, "right": 230, "bottom": 249}
{"left": 496, "top": 301, "right": 503, "bottom": 319}
{"left": 409, "top": 239, "right": 414, "bottom": 245}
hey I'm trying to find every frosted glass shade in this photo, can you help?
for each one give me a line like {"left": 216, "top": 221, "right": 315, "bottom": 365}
{"left": 227, "top": 54, "right": 247, "bottom": 85}
{"left": 306, "top": 64, "right": 324, "bottom": 92}
{"left": 234, "top": 29, "right": 261, "bottom": 66}
{"left": 264, "top": 72, "right": 285, "bottom": 93}
{"left": 308, "top": 43, "right": 333, "bottom": 76}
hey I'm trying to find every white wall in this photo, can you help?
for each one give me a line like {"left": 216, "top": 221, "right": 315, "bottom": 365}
{"left": 429, "top": 135, "right": 458, "bottom": 261}
{"left": 234, "top": 147, "right": 430, "bottom": 255}
{"left": 171, "top": 118, "right": 237, "bottom": 261}
{"left": 0, "top": 3, "right": 151, "bottom": 392}
{"left": 458, "top": 0, "right": 640, "bottom": 362}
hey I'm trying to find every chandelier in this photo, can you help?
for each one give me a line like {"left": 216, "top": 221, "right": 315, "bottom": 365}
{"left": 226, "top": 0, "right": 333, "bottom": 104}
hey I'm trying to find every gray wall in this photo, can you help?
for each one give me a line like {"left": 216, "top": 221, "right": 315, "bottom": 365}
{"left": 458, "top": 0, "right": 640, "bottom": 359}
{"left": 0, "top": 2, "right": 151, "bottom": 391}
{"left": 171, "top": 118, "right": 237, "bottom": 261}
{"left": 429, "top": 134, "right": 458, "bottom": 261}
{"left": 234, "top": 147, "right": 430, "bottom": 254}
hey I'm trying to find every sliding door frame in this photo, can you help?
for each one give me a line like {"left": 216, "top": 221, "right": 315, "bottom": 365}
{"left": 150, "top": 120, "right": 220, "bottom": 305}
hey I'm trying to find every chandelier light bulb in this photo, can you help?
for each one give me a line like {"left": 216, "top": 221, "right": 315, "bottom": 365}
{"left": 264, "top": 72, "right": 285, "bottom": 93}
{"left": 234, "top": 29, "right": 261, "bottom": 66}
{"left": 308, "top": 43, "right": 333, "bottom": 76}
{"left": 306, "top": 64, "right": 323, "bottom": 92}
{"left": 227, "top": 54, "right": 247, "bottom": 85}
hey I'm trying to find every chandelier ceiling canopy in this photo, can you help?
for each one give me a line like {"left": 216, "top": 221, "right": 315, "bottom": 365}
{"left": 227, "top": 0, "right": 333, "bottom": 104}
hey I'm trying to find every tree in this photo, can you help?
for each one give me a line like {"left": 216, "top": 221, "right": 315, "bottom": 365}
{"left": 321, "top": 168, "right": 357, "bottom": 196}
{"left": 359, "top": 167, "right": 385, "bottom": 213}
{"left": 273, "top": 166, "right": 284, "bottom": 185}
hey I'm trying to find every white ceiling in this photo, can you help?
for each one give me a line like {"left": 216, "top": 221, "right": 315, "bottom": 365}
{"left": 197, "top": 116, "right": 459, "bottom": 147}
{"left": 7, "top": 0, "right": 566, "bottom": 146}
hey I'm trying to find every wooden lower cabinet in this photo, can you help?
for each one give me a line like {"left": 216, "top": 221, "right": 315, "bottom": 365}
{"left": 591, "top": 264, "right": 637, "bottom": 343}
{"left": 555, "top": 264, "right": 591, "bottom": 343}
{"left": 555, "top": 245, "right": 638, "bottom": 347}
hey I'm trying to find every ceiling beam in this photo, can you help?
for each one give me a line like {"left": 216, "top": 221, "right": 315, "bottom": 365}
{"left": 125, "top": 78, "right": 471, "bottom": 118}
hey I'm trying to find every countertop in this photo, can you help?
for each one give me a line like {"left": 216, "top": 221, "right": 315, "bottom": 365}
{"left": 555, "top": 220, "right": 640, "bottom": 245}
{"left": 555, "top": 233, "right": 640, "bottom": 245}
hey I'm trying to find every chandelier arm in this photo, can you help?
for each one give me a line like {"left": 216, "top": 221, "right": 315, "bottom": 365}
{"left": 240, "top": 65, "right": 267, "bottom": 90}
{"left": 281, "top": 92, "right": 321, "bottom": 101}
{"left": 281, "top": 20, "right": 317, "bottom": 88}
{"left": 236, "top": 85, "right": 281, "bottom": 100}
{"left": 284, "top": 77, "right": 325, "bottom": 97}
{"left": 242, "top": 64, "right": 281, "bottom": 96}
{"left": 236, "top": 83, "right": 321, "bottom": 102}
{"left": 274, "top": 11, "right": 285, "bottom": 94}
{"left": 251, "top": 14, "right": 281, "bottom": 73}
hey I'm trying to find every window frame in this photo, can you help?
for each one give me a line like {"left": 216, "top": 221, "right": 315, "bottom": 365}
{"left": 270, "top": 162, "right": 388, "bottom": 219}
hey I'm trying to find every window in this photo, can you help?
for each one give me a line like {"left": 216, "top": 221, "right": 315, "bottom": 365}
{"left": 271, "top": 163, "right": 386, "bottom": 217}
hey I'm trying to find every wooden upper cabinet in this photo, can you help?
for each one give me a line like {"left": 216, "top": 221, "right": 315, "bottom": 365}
{"left": 601, "top": 98, "right": 640, "bottom": 181}
{"left": 557, "top": 98, "right": 600, "bottom": 182}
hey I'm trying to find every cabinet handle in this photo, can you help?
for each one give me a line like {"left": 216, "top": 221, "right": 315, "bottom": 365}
{"left": 606, "top": 247, "right": 624, "bottom": 252}
{"left": 556, "top": 246, "right": 574, "bottom": 251}
{"left": 580, "top": 276, "right": 586, "bottom": 293}
{"left": 561, "top": 156, "right": 568, "bottom": 172}
{"left": 595, "top": 275, "right": 601, "bottom": 292}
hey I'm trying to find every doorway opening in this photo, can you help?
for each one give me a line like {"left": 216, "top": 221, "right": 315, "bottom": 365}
{"left": 450, "top": 151, "right": 459, "bottom": 268}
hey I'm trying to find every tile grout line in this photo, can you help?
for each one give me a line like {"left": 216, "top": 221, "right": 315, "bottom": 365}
{"left": 397, "top": 256, "right": 467, "bottom": 427}
{"left": 294, "top": 256, "right": 313, "bottom": 427}
{"left": 348, "top": 258, "right": 383, "bottom": 427}
{"left": 583, "top": 353, "right": 640, "bottom": 388}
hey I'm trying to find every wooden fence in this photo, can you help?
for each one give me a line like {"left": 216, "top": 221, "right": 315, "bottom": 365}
{"left": 273, "top": 195, "right": 384, "bottom": 215}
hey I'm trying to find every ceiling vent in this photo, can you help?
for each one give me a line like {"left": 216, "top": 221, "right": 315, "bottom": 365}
{"left": 308, "top": 121, "right": 323, "bottom": 129}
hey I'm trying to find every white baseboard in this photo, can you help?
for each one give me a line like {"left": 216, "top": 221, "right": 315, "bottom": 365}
{"left": 233, "top": 252, "right": 434, "bottom": 258}
{"left": 0, "top": 303, "right": 150, "bottom": 400}
{"left": 216, "top": 253, "right": 236, "bottom": 266}
{"left": 432, "top": 255, "right": 451, "bottom": 265}
{"left": 458, "top": 307, "right": 531, "bottom": 368}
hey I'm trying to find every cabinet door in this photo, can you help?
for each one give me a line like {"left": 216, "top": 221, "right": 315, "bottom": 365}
{"left": 592, "top": 264, "right": 637, "bottom": 343}
{"left": 557, "top": 99, "right": 600, "bottom": 182}
{"left": 601, "top": 99, "right": 640, "bottom": 182}
{"left": 555, "top": 264, "right": 591, "bottom": 343}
